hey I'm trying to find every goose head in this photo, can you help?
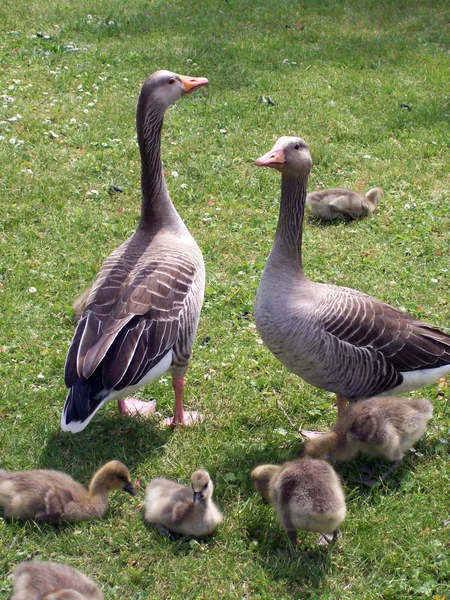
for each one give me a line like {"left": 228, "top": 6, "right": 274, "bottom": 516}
{"left": 191, "top": 469, "right": 213, "bottom": 504}
{"left": 138, "top": 70, "right": 209, "bottom": 116}
{"left": 255, "top": 136, "right": 312, "bottom": 178}
{"left": 250, "top": 464, "right": 281, "bottom": 501}
{"left": 91, "top": 460, "right": 136, "bottom": 495}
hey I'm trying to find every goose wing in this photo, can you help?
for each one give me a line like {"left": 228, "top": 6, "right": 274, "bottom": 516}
{"left": 318, "top": 285, "right": 450, "bottom": 398}
{"left": 65, "top": 250, "right": 197, "bottom": 393}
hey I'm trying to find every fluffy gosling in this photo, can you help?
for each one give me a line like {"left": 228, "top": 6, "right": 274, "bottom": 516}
{"left": 0, "top": 460, "right": 135, "bottom": 522}
{"left": 144, "top": 469, "right": 223, "bottom": 537}
{"left": 11, "top": 561, "right": 103, "bottom": 600}
{"left": 251, "top": 458, "right": 346, "bottom": 546}
{"left": 306, "top": 186, "right": 383, "bottom": 220}
{"left": 298, "top": 397, "right": 433, "bottom": 483}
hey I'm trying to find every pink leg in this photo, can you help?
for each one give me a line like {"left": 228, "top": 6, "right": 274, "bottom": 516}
{"left": 162, "top": 377, "right": 204, "bottom": 427}
{"left": 336, "top": 394, "right": 348, "bottom": 417}
{"left": 117, "top": 397, "right": 157, "bottom": 417}
{"left": 300, "top": 394, "right": 348, "bottom": 440}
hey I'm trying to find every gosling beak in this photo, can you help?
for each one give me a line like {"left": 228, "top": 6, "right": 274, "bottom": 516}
{"left": 193, "top": 491, "right": 204, "bottom": 504}
{"left": 255, "top": 147, "right": 286, "bottom": 169}
{"left": 180, "top": 75, "right": 209, "bottom": 95}
{"left": 123, "top": 481, "right": 136, "bottom": 496}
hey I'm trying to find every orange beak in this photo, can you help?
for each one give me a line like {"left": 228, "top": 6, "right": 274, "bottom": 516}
{"left": 179, "top": 75, "right": 209, "bottom": 95}
{"left": 255, "top": 147, "right": 286, "bottom": 169}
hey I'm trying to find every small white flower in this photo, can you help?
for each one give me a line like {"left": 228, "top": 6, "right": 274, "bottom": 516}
{"left": 87, "top": 14, "right": 93, "bottom": 19}
{"left": 9, "top": 137, "right": 16, "bottom": 144}
{"left": 404, "top": 203, "right": 411, "bottom": 210}
{"left": 28, "top": 287, "right": 37, "bottom": 293}
{"left": 180, "top": 183, "right": 188, "bottom": 189}
{"left": 69, "top": 118, "right": 77, "bottom": 124}
{"left": 171, "top": 171, "right": 179, "bottom": 178}
{"left": 430, "top": 278, "right": 438, "bottom": 283}
{"left": 108, "top": 20, "right": 115, "bottom": 25}
{"left": 87, "top": 189, "right": 99, "bottom": 195}
{"left": 282, "top": 58, "right": 290, "bottom": 64}
{"left": 363, "top": 154, "right": 371, "bottom": 159}
{"left": 123, "top": 78, "right": 129, "bottom": 82}
{"left": 83, "top": 109, "right": 89, "bottom": 113}
{"left": 87, "top": 102, "right": 94, "bottom": 107}
{"left": 37, "top": 373, "right": 45, "bottom": 379}
{"left": 101, "top": 142, "right": 108, "bottom": 147}
{"left": 20, "top": 168, "right": 33, "bottom": 174}
{"left": 219, "top": 128, "right": 227, "bottom": 134}
{"left": 92, "top": 84, "right": 99, "bottom": 90}
{"left": 0, "top": 136, "right": 5, "bottom": 141}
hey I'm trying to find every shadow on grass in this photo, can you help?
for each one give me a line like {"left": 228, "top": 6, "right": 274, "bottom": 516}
{"left": 37, "top": 412, "right": 172, "bottom": 478}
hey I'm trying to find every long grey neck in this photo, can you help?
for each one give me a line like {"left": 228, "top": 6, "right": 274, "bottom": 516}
{"left": 137, "top": 107, "right": 174, "bottom": 227}
{"left": 273, "top": 175, "right": 308, "bottom": 270}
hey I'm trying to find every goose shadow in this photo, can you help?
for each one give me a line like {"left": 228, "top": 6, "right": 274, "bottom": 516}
{"left": 37, "top": 411, "right": 172, "bottom": 478}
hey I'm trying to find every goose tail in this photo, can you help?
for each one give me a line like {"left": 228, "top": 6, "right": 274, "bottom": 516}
{"left": 61, "top": 373, "right": 110, "bottom": 434}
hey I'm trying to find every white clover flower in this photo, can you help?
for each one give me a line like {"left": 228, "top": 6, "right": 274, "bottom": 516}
{"left": 28, "top": 287, "right": 37, "bottom": 293}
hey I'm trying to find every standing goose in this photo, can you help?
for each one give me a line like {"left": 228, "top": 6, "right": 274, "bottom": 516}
{"left": 62, "top": 70, "right": 208, "bottom": 433}
{"left": 254, "top": 136, "right": 450, "bottom": 428}
{"left": 306, "top": 186, "right": 383, "bottom": 220}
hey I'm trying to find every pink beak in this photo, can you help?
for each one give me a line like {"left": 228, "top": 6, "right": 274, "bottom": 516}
{"left": 179, "top": 75, "right": 209, "bottom": 95}
{"left": 255, "top": 147, "right": 286, "bottom": 169}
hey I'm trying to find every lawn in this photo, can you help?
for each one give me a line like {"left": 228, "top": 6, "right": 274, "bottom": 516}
{"left": 0, "top": 0, "right": 449, "bottom": 598}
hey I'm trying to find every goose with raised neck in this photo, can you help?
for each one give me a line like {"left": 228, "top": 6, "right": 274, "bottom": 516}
{"left": 0, "top": 460, "right": 135, "bottom": 521}
{"left": 62, "top": 70, "right": 208, "bottom": 432}
{"left": 11, "top": 561, "right": 104, "bottom": 600}
{"left": 254, "top": 136, "right": 450, "bottom": 431}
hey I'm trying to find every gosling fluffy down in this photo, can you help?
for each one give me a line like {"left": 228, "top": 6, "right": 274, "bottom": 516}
{"left": 0, "top": 460, "right": 135, "bottom": 522}
{"left": 11, "top": 561, "right": 103, "bottom": 600}
{"left": 298, "top": 396, "right": 433, "bottom": 464}
{"left": 144, "top": 469, "right": 223, "bottom": 537}
{"left": 306, "top": 187, "right": 383, "bottom": 220}
{"left": 251, "top": 459, "right": 346, "bottom": 545}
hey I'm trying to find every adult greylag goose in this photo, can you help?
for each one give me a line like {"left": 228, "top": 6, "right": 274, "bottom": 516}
{"left": 11, "top": 561, "right": 103, "bottom": 600}
{"left": 251, "top": 459, "right": 346, "bottom": 547}
{"left": 306, "top": 186, "right": 383, "bottom": 220}
{"left": 0, "top": 460, "right": 135, "bottom": 522}
{"left": 254, "top": 136, "right": 450, "bottom": 431}
{"left": 61, "top": 70, "right": 208, "bottom": 433}
{"left": 144, "top": 469, "right": 223, "bottom": 537}
{"left": 297, "top": 396, "right": 433, "bottom": 484}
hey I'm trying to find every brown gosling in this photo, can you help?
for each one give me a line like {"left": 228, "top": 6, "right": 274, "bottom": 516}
{"left": 0, "top": 460, "right": 135, "bottom": 522}
{"left": 306, "top": 186, "right": 383, "bottom": 220}
{"left": 11, "top": 561, "right": 104, "bottom": 600}
{"left": 298, "top": 396, "right": 433, "bottom": 483}
{"left": 251, "top": 458, "right": 346, "bottom": 547}
{"left": 144, "top": 469, "right": 223, "bottom": 537}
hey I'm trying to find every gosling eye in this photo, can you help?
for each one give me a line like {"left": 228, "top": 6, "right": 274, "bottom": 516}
{"left": 203, "top": 483, "right": 208, "bottom": 491}
{"left": 294, "top": 143, "right": 301, "bottom": 150}
{"left": 168, "top": 77, "right": 176, "bottom": 85}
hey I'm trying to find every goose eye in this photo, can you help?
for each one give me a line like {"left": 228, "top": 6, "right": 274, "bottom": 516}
{"left": 168, "top": 77, "right": 176, "bottom": 85}
{"left": 294, "top": 143, "right": 300, "bottom": 150}
{"left": 203, "top": 483, "right": 208, "bottom": 490}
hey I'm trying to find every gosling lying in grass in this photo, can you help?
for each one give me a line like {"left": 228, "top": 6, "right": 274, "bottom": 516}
{"left": 251, "top": 458, "right": 346, "bottom": 547}
{"left": 306, "top": 186, "right": 383, "bottom": 220}
{"left": 144, "top": 469, "right": 223, "bottom": 537}
{"left": 0, "top": 460, "right": 135, "bottom": 522}
{"left": 11, "top": 560, "right": 104, "bottom": 600}
{"left": 298, "top": 396, "right": 433, "bottom": 484}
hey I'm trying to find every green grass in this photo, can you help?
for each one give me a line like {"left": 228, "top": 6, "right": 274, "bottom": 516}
{"left": 0, "top": 0, "right": 449, "bottom": 598}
